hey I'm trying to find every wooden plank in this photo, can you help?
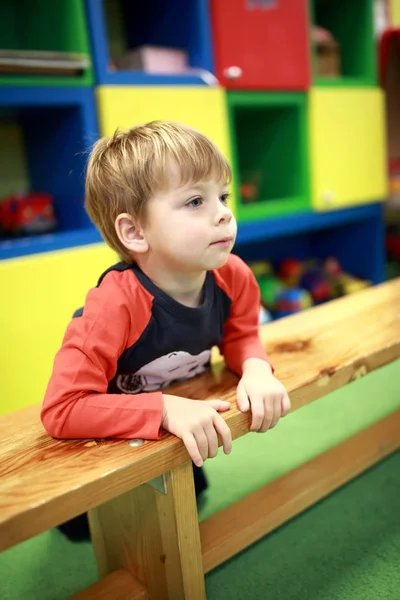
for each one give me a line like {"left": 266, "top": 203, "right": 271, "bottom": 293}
{"left": 1, "top": 279, "right": 400, "bottom": 551}
{"left": 89, "top": 462, "right": 205, "bottom": 600}
{"left": 200, "top": 409, "right": 400, "bottom": 573}
{"left": 69, "top": 569, "right": 148, "bottom": 600}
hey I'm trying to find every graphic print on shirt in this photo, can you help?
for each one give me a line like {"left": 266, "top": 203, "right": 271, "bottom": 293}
{"left": 116, "top": 349, "right": 211, "bottom": 393}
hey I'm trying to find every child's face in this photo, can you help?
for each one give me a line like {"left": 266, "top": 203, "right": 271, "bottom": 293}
{"left": 143, "top": 161, "right": 237, "bottom": 273}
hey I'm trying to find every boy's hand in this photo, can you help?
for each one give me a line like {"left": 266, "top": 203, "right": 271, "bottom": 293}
{"left": 236, "top": 358, "right": 291, "bottom": 433}
{"left": 161, "top": 394, "right": 232, "bottom": 467}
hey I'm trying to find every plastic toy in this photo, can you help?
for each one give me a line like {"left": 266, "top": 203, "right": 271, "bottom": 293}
{"left": 323, "top": 256, "right": 342, "bottom": 278}
{"left": 240, "top": 182, "right": 258, "bottom": 204}
{"left": 249, "top": 261, "right": 273, "bottom": 278}
{"left": 279, "top": 258, "right": 304, "bottom": 287}
{"left": 337, "top": 273, "right": 370, "bottom": 295}
{"left": 0, "top": 192, "right": 57, "bottom": 237}
{"left": 300, "top": 266, "right": 334, "bottom": 303}
{"left": 258, "top": 275, "right": 285, "bottom": 310}
{"left": 275, "top": 288, "right": 312, "bottom": 318}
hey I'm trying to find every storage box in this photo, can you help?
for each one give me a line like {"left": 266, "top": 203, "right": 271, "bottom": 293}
{"left": 113, "top": 45, "right": 188, "bottom": 74}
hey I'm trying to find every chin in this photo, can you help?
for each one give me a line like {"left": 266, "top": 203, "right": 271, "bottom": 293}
{"left": 206, "top": 253, "right": 231, "bottom": 270}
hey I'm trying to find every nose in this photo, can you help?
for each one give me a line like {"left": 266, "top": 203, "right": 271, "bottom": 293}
{"left": 215, "top": 201, "right": 233, "bottom": 225}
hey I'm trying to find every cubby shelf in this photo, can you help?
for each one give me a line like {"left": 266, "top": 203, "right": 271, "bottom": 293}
{"left": 227, "top": 91, "right": 310, "bottom": 221}
{"left": 236, "top": 203, "right": 385, "bottom": 286}
{"left": 85, "top": 0, "right": 214, "bottom": 86}
{"left": 0, "top": 0, "right": 93, "bottom": 87}
{"left": 0, "top": 87, "right": 99, "bottom": 260}
{"left": 311, "top": 0, "right": 376, "bottom": 86}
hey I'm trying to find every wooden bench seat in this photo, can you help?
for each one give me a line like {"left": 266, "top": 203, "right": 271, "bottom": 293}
{"left": 1, "top": 279, "right": 400, "bottom": 599}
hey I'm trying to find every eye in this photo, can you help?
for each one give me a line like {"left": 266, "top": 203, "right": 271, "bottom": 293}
{"left": 187, "top": 197, "right": 203, "bottom": 209}
{"left": 220, "top": 193, "right": 230, "bottom": 204}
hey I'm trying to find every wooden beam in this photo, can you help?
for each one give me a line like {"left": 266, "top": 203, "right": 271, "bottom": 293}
{"left": 88, "top": 461, "right": 206, "bottom": 600}
{"left": 1, "top": 279, "right": 400, "bottom": 551}
{"left": 200, "top": 409, "right": 400, "bottom": 573}
{"left": 69, "top": 569, "right": 148, "bottom": 600}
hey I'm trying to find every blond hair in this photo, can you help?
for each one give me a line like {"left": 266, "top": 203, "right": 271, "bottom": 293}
{"left": 85, "top": 120, "right": 232, "bottom": 263}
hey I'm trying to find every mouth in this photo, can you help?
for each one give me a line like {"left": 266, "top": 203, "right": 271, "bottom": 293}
{"left": 210, "top": 236, "right": 234, "bottom": 247}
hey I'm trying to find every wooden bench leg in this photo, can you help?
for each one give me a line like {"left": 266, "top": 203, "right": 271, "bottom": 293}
{"left": 88, "top": 461, "right": 206, "bottom": 600}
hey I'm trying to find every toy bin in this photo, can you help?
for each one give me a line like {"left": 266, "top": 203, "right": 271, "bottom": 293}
{"left": 210, "top": 0, "right": 310, "bottom": 90}
{"left": 85, "top": 0, "right": 214, "bottom": 85}
{"left": 227, "top": 91, "right": 310, "bottom": 222}
{"left": 0, "top": 87, "right": 99, "bottom": 260}
{"left": 0, "top": 0, "right": 93, "bottom": 86}
{"left": 311, "top": 0, "right": 376, "bottom": 86}
{"left": 308, "top": 87, "right": 387, "bottom": 212}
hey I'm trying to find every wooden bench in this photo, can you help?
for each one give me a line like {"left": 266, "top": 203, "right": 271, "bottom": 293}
{"left": 1, "top": 278, "right": 400, "bottom": 600}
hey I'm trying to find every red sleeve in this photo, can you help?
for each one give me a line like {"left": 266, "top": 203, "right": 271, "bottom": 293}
{"left": 41, "top": 270, "right": 163, "bottom": 440}
{"left": 213, "top": 254, "right": 272, "bottom": 376}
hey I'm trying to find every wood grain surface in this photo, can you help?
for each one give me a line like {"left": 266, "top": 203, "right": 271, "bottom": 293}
{"left": 1, "top": 279, "right": 400, "bottom": 551}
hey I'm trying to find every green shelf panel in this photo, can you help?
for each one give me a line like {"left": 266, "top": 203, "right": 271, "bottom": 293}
{"left": 311, "top": 0, "right": 376, "bottom": 87}
{"left": 0, "top": 0, "right": 93, "bottom": 86}
{"left": 227, "top": 91, "right": 311, "bottom": 222}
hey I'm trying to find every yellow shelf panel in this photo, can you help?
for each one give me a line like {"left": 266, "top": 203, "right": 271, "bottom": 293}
{"left": 96, "top": 85, "right": 231, "bottom": 165}
{"left": 309, "top": 87, "right": 388, "bottom": 211}
{"left": 0, "top": 244, "right": 116, "bottom": 414}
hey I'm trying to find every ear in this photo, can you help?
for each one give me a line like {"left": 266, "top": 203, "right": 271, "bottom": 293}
{"left": 114, "top": 213, "right": 149, "bottom": 255}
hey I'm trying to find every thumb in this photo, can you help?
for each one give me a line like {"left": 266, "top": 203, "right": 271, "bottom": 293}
{"left": 236, "top": 380, "right": 250, "bottom": 412}
{"left": 206, "top": 400, "right": 231, "bottom": 412}
{"left": 281, "top": 392, "right": 291, "bottom": 417}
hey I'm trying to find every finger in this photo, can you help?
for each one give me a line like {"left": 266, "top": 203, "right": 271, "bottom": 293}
{"left": 206, "top": 400, "right": 231, "bottom": 412}
{"left": 203, "top": 421, "right": 219, "bottom": 459}
{"left": 193, "top": 428, "right": 209, "bottom": 463}
{"left": 250, "top": 395, "right": 264, "bottom": 432}
{"left": 281, "top": 392, "right": 291, "bottom": 417}
{"left": 269, "top": 395, "right": 281, "bottom": 430}
{"left": 213, "top": 413, "right": 232, "bottom": 455}
{"left": 236, "top": 380, "right": 250, "bottom": 412}
{"left": 182, "top": 433, "right": 204, "bottom": 467}
{"left": 259, "top": 399, "right": 274, "bottom": 433}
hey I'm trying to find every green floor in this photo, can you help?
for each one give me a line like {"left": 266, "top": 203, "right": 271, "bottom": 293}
{"left": 1, "top": 362, "right": 400, "bottom": 600}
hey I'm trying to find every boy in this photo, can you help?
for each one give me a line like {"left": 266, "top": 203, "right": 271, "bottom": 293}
{"left": 41, "top": 121, "right": 290, "bottom": 539}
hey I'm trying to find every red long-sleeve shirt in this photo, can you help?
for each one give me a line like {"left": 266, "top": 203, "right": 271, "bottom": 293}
{"left": 41, "top": 254, "right": 270, "bottom": 440}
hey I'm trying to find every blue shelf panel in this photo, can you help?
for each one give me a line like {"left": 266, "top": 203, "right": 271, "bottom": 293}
{"left": 235, "top": 203, "right": 383, "bottom": 245}
{"left": 85, "top": 0, "right": 214, "bottom": 86}
{"left": 0, "top": 228, "right": 102, "bottom": 260}
{"left": 0, "top": 86, "right": 96, "bottom": 107}
{"left": 95, "top": 70, "right": 212, "bottom": 86}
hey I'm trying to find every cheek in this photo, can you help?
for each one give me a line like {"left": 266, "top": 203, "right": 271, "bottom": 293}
{"left": 232, "top": 217, "right": 238, "bottom": 237}
{"left": 174, "top": 215, "right": 206, "bottom": 241}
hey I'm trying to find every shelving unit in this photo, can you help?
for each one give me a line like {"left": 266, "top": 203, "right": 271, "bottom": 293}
{"left": 0, "top": 0, "right": 389, "bottom": 419}
{"left": 311, "top": 0, "right": 376, "bottom": 86}
{"left": 0, "top": 87, "right": 98, "bottom": 260}
{"left": 228, "top": 92, "right": 310, "bottom": 220}
{"left": 85, "top": 0, "right": 214, "bottom": 85}
{"left": 0, "top": 0, "right": 93, "bottom": 86}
